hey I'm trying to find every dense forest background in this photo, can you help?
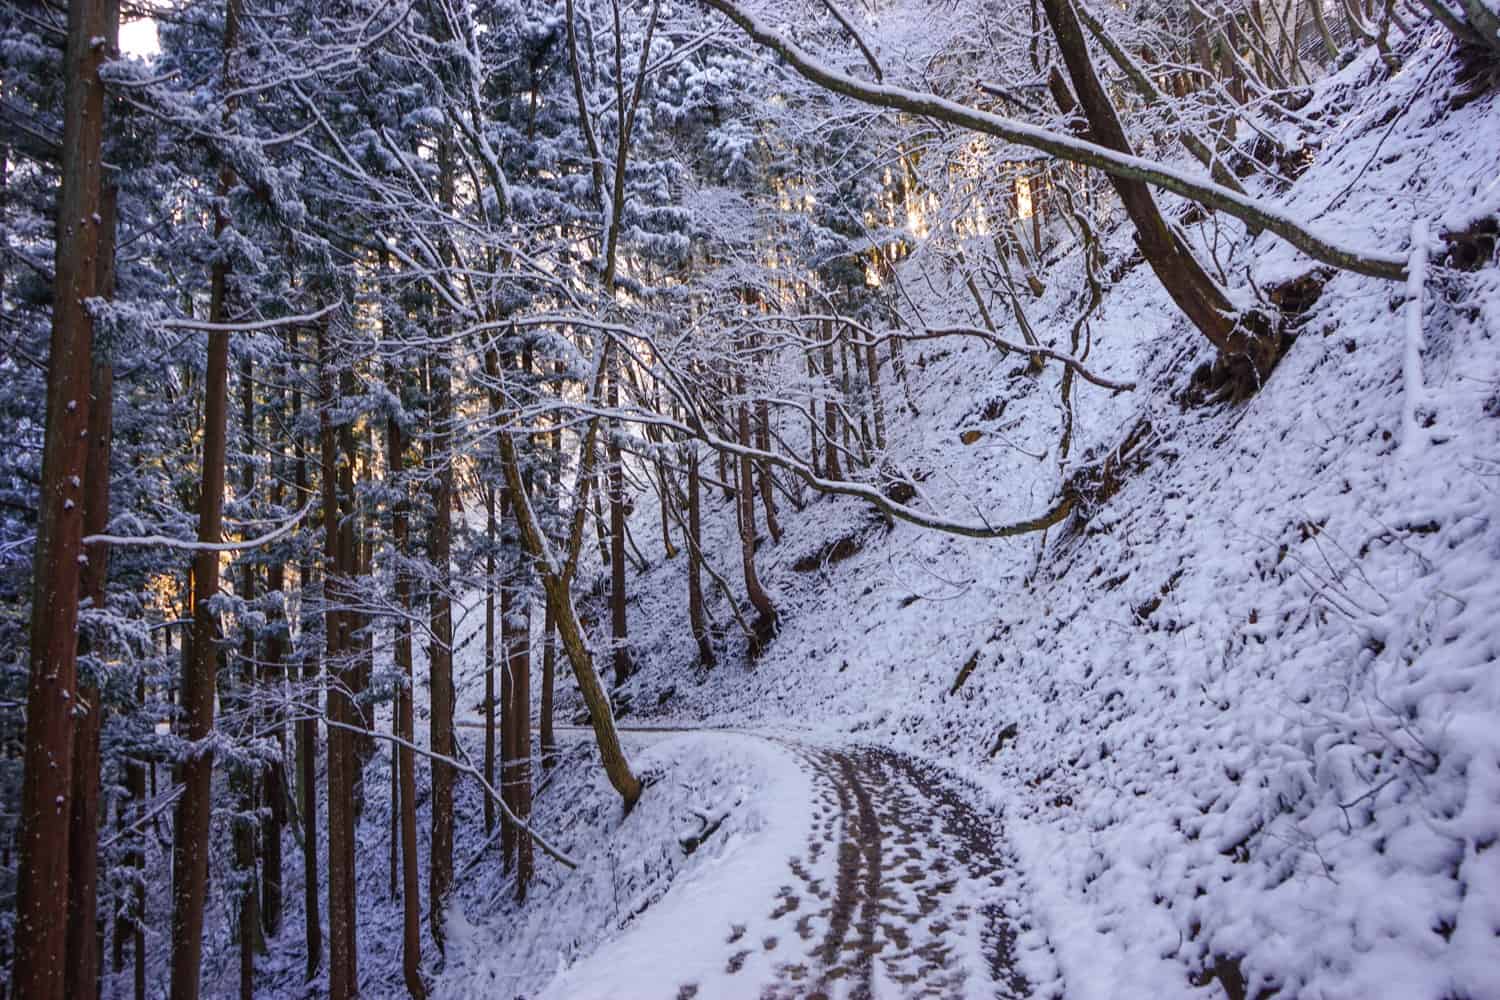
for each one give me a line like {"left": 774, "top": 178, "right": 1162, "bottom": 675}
{"left": 2, "top": 0, "right": 1499, "bottom": 997}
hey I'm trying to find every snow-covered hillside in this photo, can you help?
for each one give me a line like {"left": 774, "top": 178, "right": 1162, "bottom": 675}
{"left": 549, "top": 32, "right": 1500, "bottom": 1000}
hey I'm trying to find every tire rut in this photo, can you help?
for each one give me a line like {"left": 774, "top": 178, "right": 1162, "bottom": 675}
{"left": 676, "top": 743, "right": 1033, "bottom": 999}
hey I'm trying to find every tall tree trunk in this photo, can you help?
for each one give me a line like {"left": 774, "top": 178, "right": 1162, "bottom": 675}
{"left": 484, "top": 486, "right": 497, "bottom": 836}
{"left": 385, "top": 366, "right": 426, "bottom": 999}
{"left": 234, "top": 347, "right": 260, "bottom": 1000}
{"left": 13, "top": 1, "right": 114, "bottom": 994}
{"left": 321, "top": 324, "right": 358, "bottom": 1000}
{"left": 507, "top": 535, "right": 533, "bottom": 901}
{"left": 261, "top": 356, "right": 287, "bottom": 938}
{"left": 499, "top": 489, "right": 515, "bottom": 871}
{"left": 292, "top": 327, "right": 322, "bottom": 982}
{"left": 171, "top": 203, "right": 232, "bottom": 1000}
{"left": 685, "top": 445, "right": 715, "bottom": 667}
{"left": 170, "top": 4, "right": 240, "bottom": 995}
{"left": 66, "top": 150, "right": 118, "bottom": 1000}
{"left": 427, "top": 344, "right": 455, "bottom": 954}
{"left": 171, "top": 89, "right": 239, "bottom": 1000}
{"left": 128, "top": 677, "right": 146, "bottom": 1000}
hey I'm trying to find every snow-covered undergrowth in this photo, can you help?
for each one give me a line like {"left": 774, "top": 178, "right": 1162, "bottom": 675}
{"left": 189, "top": 724, "right": 811, "bottom": 998}
{"left": 574, "top": 29, "right": 1500, "bottom": 1000}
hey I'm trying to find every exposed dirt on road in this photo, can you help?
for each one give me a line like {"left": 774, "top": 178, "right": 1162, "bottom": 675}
{"left": 675, "top": 744, "right": 1033, "bottom": 999}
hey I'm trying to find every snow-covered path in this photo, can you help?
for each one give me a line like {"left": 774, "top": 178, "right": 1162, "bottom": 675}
{"left": 674, "top": 742, "right": 1035, "bottom": 1000}
{"left": 517, "top": 723, "right": 1041, "bottom": 999}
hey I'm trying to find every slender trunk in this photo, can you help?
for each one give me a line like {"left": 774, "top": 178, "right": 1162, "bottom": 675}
{"left": 499, "top": 488, "right": 516, "bottom": 871}
{"left": 805, "top": 348, "right": 820, "bottom": 473}
{"left": 260, "top": 349, "right": 286, "bottom": 940}
{"left": 389, "top": 723, "right": 399, "bottom": 900}
{"left": 171, "top": 139, "right": 238, "bottom": 1000}
{"left": 685, "top": 446, "right": 715, "bottom": 667}
{"left": 592, "top": 461, "right": 611, "bottom": 568}
{"left": 171, "top": 227, "right": 231, "bottom": 1000}
{"left": 541, "top": 599, "right": 558, "bottom": 768}
{"left": 14, "top": 1, "right": 113, "bottom": 993}
{"left": 484, "top": 487, "right": 497, "bottom": 836}
{"left": 820, "top": 321, "right": 842, "bottom": 480}
{"left": 864, "top": 338, "right": 886, "bottom": 452}
{"left": 170, "top": 5, "right": 240, "bottom": 995}
{"left": 656, "top": 457, "right": 678, "bottom": 557}
{"left": 607, "top": 365, "right": 631, "bottom": 684}
{"left": 508, "top": 558, "right": 533, "bottom": 900}
{"left": 234, "top": 349, "right": 260, "bottom": 1000}
{"left": 737, "top": 375, "right": 777, "bottom": 638}
{"left": 754, "top": 398, "right": 781, "bottom": 542}
{"left": 129, "top": 681, "right": 146, "bottom": 1000}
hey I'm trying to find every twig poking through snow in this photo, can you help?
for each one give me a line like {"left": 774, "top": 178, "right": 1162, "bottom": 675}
{"left": 1400, "top": 219, "right": 1431, "bottom": 463}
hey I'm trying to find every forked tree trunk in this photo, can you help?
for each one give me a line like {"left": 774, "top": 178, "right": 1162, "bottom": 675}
{"left": 14, "top": 1, "right": 114, "bottom": 994}
{"left": 496, "top": 431, "right": 642, "bottom": 807}
{"left": 1042, "top": 0, "right": 1273, "bottom": 376}
{"left": 736, "top": 374, "right": 778, "bottom": 640}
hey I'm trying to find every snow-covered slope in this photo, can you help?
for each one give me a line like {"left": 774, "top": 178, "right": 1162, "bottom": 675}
{"left": 579, "top": 31, "right": 1500, "bottom": 1000}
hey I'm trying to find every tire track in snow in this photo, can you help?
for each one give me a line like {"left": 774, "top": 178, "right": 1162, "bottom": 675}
{"left": 677, "top": 742, "right": 1034, "bottom": 1000}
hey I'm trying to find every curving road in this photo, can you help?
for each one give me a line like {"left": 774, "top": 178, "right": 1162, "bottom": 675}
{"left": 460, "top": 722, "right": 1040, "bottom": 998}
